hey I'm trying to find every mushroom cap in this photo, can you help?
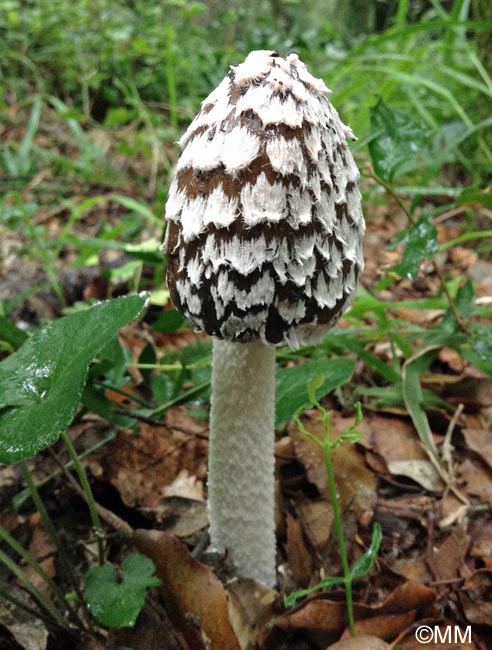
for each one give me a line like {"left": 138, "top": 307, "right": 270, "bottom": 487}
{"left": 165, "top": 50, "right": 365, "bottom": 348}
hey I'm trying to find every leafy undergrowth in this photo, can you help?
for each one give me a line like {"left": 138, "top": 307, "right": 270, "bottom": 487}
{"left": 1, "top": 1, "right": 492, "bottom": 648}
{"left": 1, "top": 211, "right": 491, "bottom": 649}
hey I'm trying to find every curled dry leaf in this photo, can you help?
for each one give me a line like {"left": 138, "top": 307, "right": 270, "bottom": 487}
{"left": 133, "top": 529, "right": 241, "bottom": 650}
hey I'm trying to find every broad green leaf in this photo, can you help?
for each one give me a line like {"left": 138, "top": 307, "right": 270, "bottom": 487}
{"left": 0, "top": 295, "right": 148, "bottom": 464}
{"left": 84, "top": 554, "right": 160, "bottom": 628}
{"left": 369, "top": 100, "right": 431, "bottom": 181}
{"left": 350, "top": 523, "right": 383, "bottom": 579}
{"left": 275, "top": 358, "right": 355, "bottom": 427}
{"left": 388, "top": 213, "right": 439, "bottom": 280}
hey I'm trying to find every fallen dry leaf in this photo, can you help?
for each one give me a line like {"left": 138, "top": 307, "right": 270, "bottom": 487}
{"left": 469, "top": 518, "right": 492, "bottom": 569}
{"left": 358, "top": 415, "right": 441, "bottom": 491}
{"left": 458, "top": 457, "right": 492, "bottom": 502}
{"left": 0, "top": 597, "right": 48, "bottom": 650}
{"left": 460, "top": 569, "right": 492, "bottom": 625}
{"left": 133, "top": 529, "right": 241, "bottom": 650}
{"left": 147, "top": 495, "right": 208, "bottom": 538}
{"left": 326, "top": 634, "right": 389, "bottom": 649}
{"left": 345, "top": 611, "right": 416, "bottom": 641}
{"left": 226, "top": 579, "right": 277, "bottom": 650}
{"left": 100, "top": 412, "right": 207, "bottom": 510}
{"left": 264, "top": 581, "right": 436, "bottom": 649}
{"left": 296, "top": 497, "right": 334, "bottom": 551}
{"left": 461, "top": 428, "right": 492, "bottom": 472}
{"left": 427, "top": 527, "right": 468, "bottom": 583}
{"left": 284, "top": 512, "right": 314, "bottom": 588}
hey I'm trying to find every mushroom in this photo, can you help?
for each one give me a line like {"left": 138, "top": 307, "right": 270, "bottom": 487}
{"left": 165, "top": 50, "right": 364, "bottom": 587}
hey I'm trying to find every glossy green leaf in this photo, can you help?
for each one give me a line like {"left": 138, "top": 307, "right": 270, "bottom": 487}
{"left": 275, "top": 358, "right": 355, "bottom": 427}
{"left": 350, "top": 523, "right": 383, "bottom": 579}
{"left": 369, "top": 100, "right": 431, "bottom": 181}
{"left": 83, "top": 554, "right": 160, "bottom": 628}
{"left": 0, "top": 295, "right": 148, "bottom": 464}
{"left": 388, "top": 213, "right": 439, "bottom": 279}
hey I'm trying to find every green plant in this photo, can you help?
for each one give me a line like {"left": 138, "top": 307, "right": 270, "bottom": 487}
{"left": 0, "top": 295, "right": 161, "bottom": 634}
{"left": 285, "top": 372, "right": 383, "bottom": 637}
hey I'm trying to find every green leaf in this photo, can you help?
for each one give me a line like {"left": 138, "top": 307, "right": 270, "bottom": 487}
{"left": 0, "top": 295, "right": 148, "bottom": 464}
{"left": 153, "top": 310, "right": 186, "bottom": 333}
{"left": 151, "top": 374, "right": 175, "bottom": 404}
{"left": 401, "top": 347, "right": 441, "bottom": 463}
{"left": 388, "top": 213, "right": 439, "bottom": 280}
{"left": 84, "top": 554, "right": 160, "bottom": 628}
{"left": 455, "top": 280, "right": 475, "bottom": 318}
{"left": 350, "top": 523, "right": 383, "bottom": 579}
{"left": 284, "top": 575, "right": 346, "bottom": 609}
{"left": 369, "top": 100, "right": 431, "bottom": 181}
{"left": 457, "top": 188, "right": 492, "bottom": 209}
{"left": 463, "top": 325, "right": 492, "bottom": 375}
{"left": 0, "top": 316, "right": 28, "bottom": 349}
{"left": 275, "top": 358, "right": 355, "bottom": 427}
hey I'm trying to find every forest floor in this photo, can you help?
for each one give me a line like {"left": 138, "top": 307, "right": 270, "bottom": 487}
{"left": 1, "top": 99, "right": 492, "bottom": 650}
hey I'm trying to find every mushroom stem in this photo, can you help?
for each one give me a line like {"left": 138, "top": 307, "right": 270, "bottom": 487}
{"left": 208, "top": 337, "right": 276, "bottom": 587}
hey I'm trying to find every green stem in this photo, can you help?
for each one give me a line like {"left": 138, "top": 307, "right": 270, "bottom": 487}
{"left": 93, "top": 380, "right": 153, "bottom": 408}
{"left": 0, "top": 583, "right": 56, "bottom": 628}
{"left": 439, "top": 230, "right": 492, "bottom": 251}
{"left": 364, "top": 166, "right": 415, "bottom": 224}
{"left": 0, "top": 547, "right": 66, "bottom": 627}
{"left": 60, "top": 432, "right": 104, "bottom": 566}
{"left": 323, "top": 437, "right": 356, "bottom": 636}
{"left": 19, "top": 462, "right": 87, "bottom": 613}
{"left": 12, "top": 432, "right": 115, "bottom": 510}
{"left": 0, "top": 525, "right": 83, "bottom": 628}
{"left": 150, "top": 378, "right": 211, "bottom": 416}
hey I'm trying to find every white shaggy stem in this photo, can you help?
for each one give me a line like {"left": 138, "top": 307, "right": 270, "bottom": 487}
{"left": 208, "top": 338, "right": 276, "bottom": 586}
